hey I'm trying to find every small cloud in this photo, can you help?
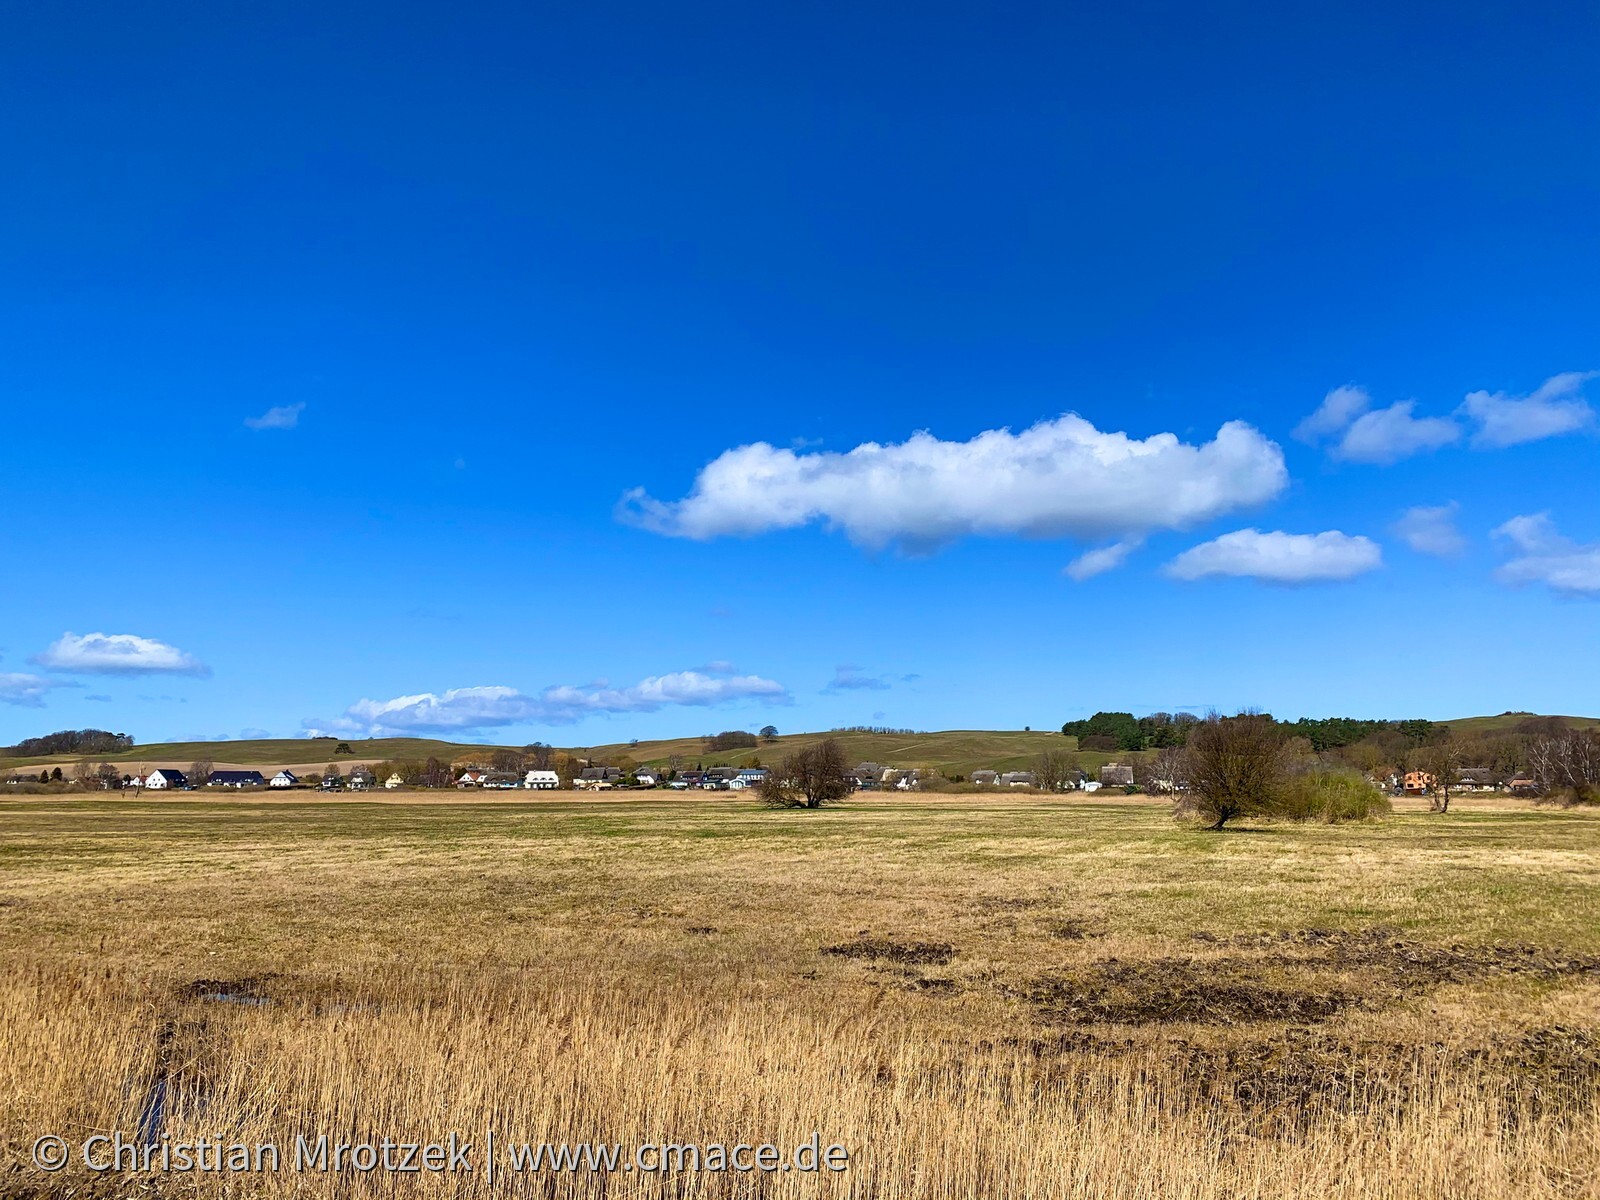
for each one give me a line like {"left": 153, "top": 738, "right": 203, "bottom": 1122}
{"left": 1064, "top": 539, "right": 1141, "bottom": 581}
{"left": 1332, "top": 402, "right": 1461, "bottom": 465}
{"left": 239, "top": 727, "right": 271, "bottom": 739}
{"left": 244, "top": 402, "right": 306, "bottom": 431}
{"left": 1165, "top": 529, "right": 1383, "bottom": 583}
{"left": 1459, "top": 371, "right": 1597, "bottom": 449}
{"left": 85, "top": 693, "right": 113, "bottom": 702}
{"left": 1393, "top": 503, "right": 1467, "bottom": 558}
{"left": 0, "top": 672, "right": 64, "bottom": 708}
{"left": 1492, "top": 513, "right": 1600, "bottom": 596}
{"left": 454, "top": 456, "right": 467, "bottom": 470}
{"left": 698, "top": 660, "right": 738, "bottom": 676}
{"left": 900, "top": 673, "right": 922, "bottom": 683}
{"left": 1293, "top": 385, "right": 1371, "bottom": 444}
{"left": 34, "top": 632, "right": 209, "bottom": 676}
{"left": 823, "top": 665, "right": 892, "bottom": 693}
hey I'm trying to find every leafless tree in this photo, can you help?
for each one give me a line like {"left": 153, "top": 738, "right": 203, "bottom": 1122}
{"left": 1411, "top": 740, "right": 1464, "bottom": 812}
{"left": 189, "top": 759, "right": 214, "bottom": 788}
{"left": 1181, "top": 712, "right": 1288, "bottom": 830}
{"left": 760, "top": 739, "right": 851, "bottom": 809}
{"left": 1527, "top": 730, "right": 1600, "bottom": 803}
{"left": 1032, "top": 749, "right": 1080, "bottom": 792}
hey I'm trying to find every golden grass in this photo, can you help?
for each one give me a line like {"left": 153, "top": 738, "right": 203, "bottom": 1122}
{"left": 1, "top": 794, "right": 1597, "bottom": 1198}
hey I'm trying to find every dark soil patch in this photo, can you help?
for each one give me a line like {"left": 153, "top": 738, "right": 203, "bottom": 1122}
{"left": 176, "top": 975, "right": 275, "bottom": 1003}
{"left": 912, "top": 977, "right": 957, "bottom": 994}
{"left": 1194, "top": 927, "right": 1600, "bottom": 988}
{"left": 685, "top": 925, "right": 718, "bottom": 936}
{"left": 1048, "top": 919, "right": 1105, "bottom": 941}
{"left": 822, "top": 938, "right": 957, "bottom": 967}
{"left": 1028, "top": 959, "right": 1355, "bottom": 1026}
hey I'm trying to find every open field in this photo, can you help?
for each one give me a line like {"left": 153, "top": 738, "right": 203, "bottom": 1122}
{"left": 1, "top": 792, "right": 1598, "bottom": 1197}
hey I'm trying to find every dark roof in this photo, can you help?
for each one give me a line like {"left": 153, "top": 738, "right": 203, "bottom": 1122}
{"left": 208, "top": 770, "right": 265, "bottom": 785}
{"left": 151, "top": 768, "right": 188, "bottom": 783}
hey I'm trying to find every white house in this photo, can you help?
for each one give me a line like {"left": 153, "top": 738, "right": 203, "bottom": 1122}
{"left": 347, "top": 767, "right": 375, "bottom": 791}
{"left": 270, "top": 770, "right": 298, "bottom": 789}
{"left": 144, "top": 769, "right": 188, "bottom": 790}
{"left": 385, "top": 773, "right": 404, "bottom": 789}
{"left": 634, "top": 771, "right": 659, "bottom": 787}
{"left": 523, "top": 769, "right": 560, "bottom": 789}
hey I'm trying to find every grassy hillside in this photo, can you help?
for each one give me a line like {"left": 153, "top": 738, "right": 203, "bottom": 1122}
{"left": 0, "top": 736, "right": 500, "bottom": 772}
{"left": 6, "top": 714, "right": 1597, "bottom": 779}
{"left": 586, "top": 728, "right": 1090, "bottom": 777}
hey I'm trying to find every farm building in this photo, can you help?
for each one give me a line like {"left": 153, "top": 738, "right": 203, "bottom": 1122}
{"left": 347, "top": 767, "right": 375, "bottom": 791}
{"left": 144, "top": 769, "right": 188, "bottom": 790}
{"left": 1000, "top": 771, "right": 1035, "bottom": 787}
{"left": 385, "top": 773, "right": 404, "bottom": 789}
{"left": 269, "top": 770, "right": 298, "bottom": 788}
{"left": 971, "top": 770, "right": 999, "bottom": 786}
{"left": 1098, "top": 763, "right": 1135, "bottom": 787}
{"left": 523, "top": 769, "right": 560, "bottom": 789}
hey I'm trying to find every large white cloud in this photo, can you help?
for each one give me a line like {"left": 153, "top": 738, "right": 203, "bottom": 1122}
{"left": 1393, "top": 503, "right": 1466, "bottom": 558}
{"left": 619, "top": 416, "right": 1287, "bottom": 551}
{"left": 1459, "top": 372, "right": 1596, "bottom": 449}
{"left": 1492, "top": 514, "right": 1600, "bottom": 596}
{"left": 1332, "top": 402, "right": 1461, "bottom": 465}
{"left": 1165, "top": 529, "right": 1383, "bottom": 583}
{"left": 34, "top": 632, "right": 209, "bottom": 676}
{"left": 306, "top": 669, "right": 791, "bottom": 735}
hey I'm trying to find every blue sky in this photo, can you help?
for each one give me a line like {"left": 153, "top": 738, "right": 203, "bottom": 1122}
{"left": 2, "top": 0, "right": 1597, "bottom": 746}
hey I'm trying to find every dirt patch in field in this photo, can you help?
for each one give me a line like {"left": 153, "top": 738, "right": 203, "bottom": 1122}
{"left": 1047, "top": 919, "right": 1105, "bottom": 941}
{"left": 1028, "top": 959, "right": 1355, "bottom": 1026}
{"left": 1004, "top": 1024, "right": 1600, "bottom": 1130}
{"left": 176, "top": 975, "right": 276, "bottom": 1003}
{"left": 1026, "top": 929, "right": 1600, "bottom": 1030}
{"left": 822, "top": 938, "right": 957, "bottom": 966}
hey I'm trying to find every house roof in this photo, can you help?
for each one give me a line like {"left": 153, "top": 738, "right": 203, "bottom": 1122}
{"left": 208, "top": 770, "right": 264, "bottom": 784}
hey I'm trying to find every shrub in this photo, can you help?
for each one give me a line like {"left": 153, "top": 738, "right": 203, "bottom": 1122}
{"left": 1277, "top": 769, "right": 1391, "bottom": 823}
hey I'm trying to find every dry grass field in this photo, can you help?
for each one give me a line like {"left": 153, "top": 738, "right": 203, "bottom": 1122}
{"left": 1, "top": 792, "right": 1597, "bottom": 1198}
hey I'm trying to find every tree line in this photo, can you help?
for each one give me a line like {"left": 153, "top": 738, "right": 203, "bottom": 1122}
{"left": 2, "top": 728, "right": 134, "bottom": 757}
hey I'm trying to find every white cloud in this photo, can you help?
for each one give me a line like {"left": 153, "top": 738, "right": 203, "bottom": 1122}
{"left": 1393, "top": 503, "right": 1466, "bottom": 558}
{"left": 620, "top": 416, "right": 1287, "bottom": 552}
{"left": 34, "top": 632, "right": 209, "bottom": 676}
{"left": 1064, "top": 539, "right": 1141, "bottom": 581}
{"left": 244, "top": 402, "right": 306, "bottom": 431}
{"left": 307, "top": 670, "right": 791, "bottom": 735}
{"left": 0, "top": 672, "right": 61, "bottom": 707}
{"left": 1332, "top": 402, "right": 1461, "bottom": 465}
{"left": 1459, "top": 372, "right": 1596, "bottom": 449}
{"left": 1165, "top": 529, "right": 1383, "bottom": 583}
{"left": 1492, "top": 513, "right": 1600, "bottom": 596}
{"left": 1293, "top": 385, "right": 1371, "bottom": 443}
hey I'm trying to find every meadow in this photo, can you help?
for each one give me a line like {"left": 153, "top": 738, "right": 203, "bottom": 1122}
{"left": 1, "top": 792, "right": 1597, "bottom": 1197}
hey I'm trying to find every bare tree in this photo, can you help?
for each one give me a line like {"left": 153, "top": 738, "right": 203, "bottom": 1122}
{"left": 1527, "top": 730, "right": 1600, "bottom": 803}
{"left": 1032, "top": 749, "right": 1081, "bottom": 792}
{"left": 760, "top": 739, "right": 851, "bottom": 809}
{"left": 189, "top": 759, "right": 214, "bottom": 788}
{"left": 1181, "top": 712, "right": 1288, "bottom": 830}
{"left": 1145, "top": 745, "right": 1190, "bottom": 794}
{"left": 1412, "top": 740, "right": 1464, "bottom": 812}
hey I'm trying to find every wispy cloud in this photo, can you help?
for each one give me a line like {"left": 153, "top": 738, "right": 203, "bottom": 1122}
{"left": 306, "top": 669, "right": 791, "bottom": 736}
{"left": 1393, "top": 503, "right": 1466, "bottom": 558}
{"left": 0, "top": 672, "right": 66, "bottom": 707}
{"left": 621, "top": 416, "right": 1287, "bottom": 552}
{"left": 1332, "top": 402, "right": 1460, "bottom": 465}
{"left": 1064, "top": 539, "right": 1141, "bottom": 581}
{"left": 1492, "top": 513, "right": 1600, "bottom": 596}
{"left": 1459, "top": 371, "right": 1596, "bottom": 449}
{"left": 34, "top": 632, "right": 209, "bottom": 676}
{"left": 823, "top": 665, "right": 892, "bottom": 693}
{"left": 1165, "top": 529, "right": 1383, "bottom": 583}
{"left": 1292, "top": 385, "right": 1371, "bottom": 444}
{"left": 244, "top": 402, "right": 306, "bottom": 431}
